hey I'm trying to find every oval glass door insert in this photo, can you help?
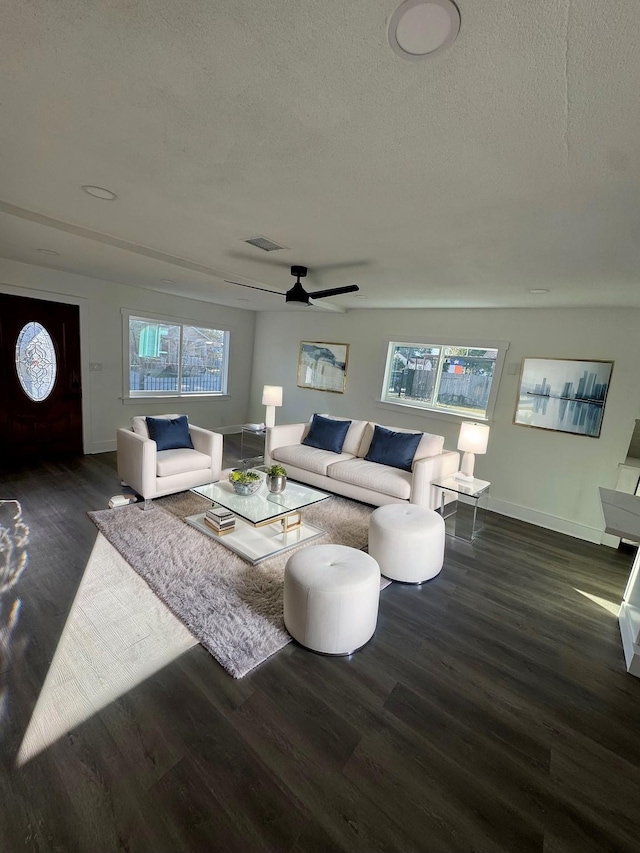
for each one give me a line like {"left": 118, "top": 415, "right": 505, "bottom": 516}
{"left": 15, "top": 322, "right": 57, "bottom": 401}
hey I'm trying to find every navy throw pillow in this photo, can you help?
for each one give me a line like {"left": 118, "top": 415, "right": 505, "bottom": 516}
{"left": 364, "top": 425, "right": 422, "bottom": 472}
{"left": 146, "top": 415, "right": 194, "bottom": 451}
{"left": 302, "top": 414, "right": 352, "bottom": 454}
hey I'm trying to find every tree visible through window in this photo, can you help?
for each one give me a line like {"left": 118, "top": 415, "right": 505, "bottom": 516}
{"left": 383, "top": 342, "right": 503, "bottom": 419}
{"left": 128, "top": 316, "right": 228, "bottom": 397}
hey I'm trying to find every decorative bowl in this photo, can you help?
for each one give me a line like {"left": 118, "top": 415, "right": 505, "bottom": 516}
{"left": 231, "top": 478, "right": 262, "bottom": 496}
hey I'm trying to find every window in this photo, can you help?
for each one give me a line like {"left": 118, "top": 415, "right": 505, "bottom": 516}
{"left": 381, "top": 340, "right": 507, "bottom": 420}
{"left": 126, "top": 314, "right": 229, "bottom": 398}
{"left": 15, "top": 321, "right": 57, "bottom": 402}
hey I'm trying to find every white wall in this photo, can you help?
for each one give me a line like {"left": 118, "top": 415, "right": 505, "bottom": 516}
{"left": 0, "top": 259, "right": 256, "bottom": 453}
{"left": 250, "top": 306, "right": 640, "bottom": 543}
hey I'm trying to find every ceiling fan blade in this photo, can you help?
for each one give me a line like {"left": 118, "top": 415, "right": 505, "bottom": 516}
{"left": 310, "top": 285, "right": 360, "bottom": 299}
{"left": 224, "top": 279, "right": 283, "bottom": 296}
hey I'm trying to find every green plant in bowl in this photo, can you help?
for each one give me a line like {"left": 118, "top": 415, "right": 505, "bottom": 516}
{"left": 229, "top": 469, "right": 262, "bottom": 495}
{"left": 265, "top": 464, "right": 287, "bottom": 477}
{"left": 229, "top": 470, "right": 261, "bottom": 485}
{"left": 265, "top": 463, "right": 287, "bottom": 494}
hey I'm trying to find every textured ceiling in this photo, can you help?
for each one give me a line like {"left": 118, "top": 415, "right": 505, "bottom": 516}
{"left": 2, "top": 0, "right": 640, "bottom": 311}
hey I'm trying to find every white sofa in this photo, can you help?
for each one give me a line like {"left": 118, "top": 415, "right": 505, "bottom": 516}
{"left": 266, "top": 417, "right": 459, "bottom": 510}
{"left": 117, "top": 415, "right": 223, "bottom": 500}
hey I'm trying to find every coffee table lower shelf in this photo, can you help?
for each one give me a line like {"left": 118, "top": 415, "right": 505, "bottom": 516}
{"left": 185, "top": 512, "right": 325, "bottom": 565}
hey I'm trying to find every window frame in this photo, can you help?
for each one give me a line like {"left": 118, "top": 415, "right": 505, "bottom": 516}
{"left": 122, "top": 309, "right": 231, "bottom": 400}
{"left": 378, "top": 336, "right": 509, "bottom": 423}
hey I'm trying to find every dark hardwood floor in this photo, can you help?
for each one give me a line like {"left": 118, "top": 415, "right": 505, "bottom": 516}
{"left": 2, "top": 440, "right": 640, "bottom": 852}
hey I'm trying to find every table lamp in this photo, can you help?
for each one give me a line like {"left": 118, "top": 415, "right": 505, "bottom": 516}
{"left": 262, "top": 385, "right": 283, "bottom": 428}
{"left": 454, "top": 422, "right": 490, "bottom": 481}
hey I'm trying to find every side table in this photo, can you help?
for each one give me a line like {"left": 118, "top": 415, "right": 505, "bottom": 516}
{"left": 240, "top": 424, "right": 267, "bottom": 467}
{"left": 432, "top": 474, "right": 490, "bottom": 542}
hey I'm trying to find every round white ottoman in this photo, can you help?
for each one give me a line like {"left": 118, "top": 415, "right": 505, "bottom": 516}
{"left": 368, "top": 504, "right": 445, "bottom": 583}
{"left": 284, "top": 544, "right": 380, "bottom": 655}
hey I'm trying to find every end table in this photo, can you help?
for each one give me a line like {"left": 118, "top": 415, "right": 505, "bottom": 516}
{"left": 431, "top": 474, "right": 490, "bottom": 542}
{"left": 240, "top": 424, "right": 267, "bottom": 467}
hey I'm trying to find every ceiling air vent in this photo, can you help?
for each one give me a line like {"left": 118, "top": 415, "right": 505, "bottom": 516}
{"left": 243, "top": 236, "right": 289, "bottom": 252}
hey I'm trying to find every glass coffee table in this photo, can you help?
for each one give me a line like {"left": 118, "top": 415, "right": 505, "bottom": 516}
{"left": 186, "top": 474, "right": 331, "bottom": 564}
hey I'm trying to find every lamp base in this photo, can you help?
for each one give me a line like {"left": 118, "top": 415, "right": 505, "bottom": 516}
{"left": 455, "top": 450, "right": 476, "bottom": 481}
{"left": 264, "top": 406, "right": 276, "bottom": 429}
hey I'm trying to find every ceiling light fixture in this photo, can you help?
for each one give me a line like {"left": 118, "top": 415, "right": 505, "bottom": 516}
{"left": 37, "top": 248, "right": 60, "bottom": 255}
{"left": 82, "top": 185, "right": 118, "bottom": 200}
{"left": 388, "top": 0, "right": 461, "bottom": 60}
{"left": 529, "top": 288, "right": 550, "bottom": 294}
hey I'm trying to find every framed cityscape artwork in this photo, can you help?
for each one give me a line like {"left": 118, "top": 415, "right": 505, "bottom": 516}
{"left": 297, "top": 341, "right": 349, "bottom": 393}
{"left": 513, "top": 357, "right": 613, "bottom": 438}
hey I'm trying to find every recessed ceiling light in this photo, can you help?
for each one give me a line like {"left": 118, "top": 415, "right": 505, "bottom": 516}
{"left": 529, "top": 288, "right": 550, "bottom": 294}
{"left": 82, "top": 185, "right": 118, "bottom": 200}
{"left": 388, "top": 0, "right": 461, "bottom": 60}
{"left": 37, "top": 248, "right": 60, "bottom": 255}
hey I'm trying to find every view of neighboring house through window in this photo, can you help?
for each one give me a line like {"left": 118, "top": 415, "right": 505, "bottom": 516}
{"left": 382, "top": 342, "right": 505, "bottom": 420}
{"left": 127, "top": 315, "right": 229, "bottom": 397}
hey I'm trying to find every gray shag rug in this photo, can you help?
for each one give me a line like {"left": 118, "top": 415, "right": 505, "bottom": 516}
{"left": 89, "top": 491, "right": 379, "bottom": 678}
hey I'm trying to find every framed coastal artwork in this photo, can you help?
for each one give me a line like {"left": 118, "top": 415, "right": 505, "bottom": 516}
{"left": 513, "top": 357, "right": 614, "bottom": 438}
{"left": 297, "top": 341, "right": 350, "bottom": 393}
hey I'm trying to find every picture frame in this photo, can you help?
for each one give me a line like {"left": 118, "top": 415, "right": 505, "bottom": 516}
{"left": 297, "top": 341, "right": 350, "bottom": 394}
{"left": 513, "top": 357, "right": 614, "bottom": 438}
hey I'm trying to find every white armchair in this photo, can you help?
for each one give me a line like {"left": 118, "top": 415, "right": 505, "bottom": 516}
{"left": 117, "top": 415, "right": 223, "bottom": 501}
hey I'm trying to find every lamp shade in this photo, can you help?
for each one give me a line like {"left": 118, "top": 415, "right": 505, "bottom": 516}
{"left": 457, "top": 422, "right": 490, "bottom": 455}
{"left": 262, "top": 385, "right": 283, "bottom": 407}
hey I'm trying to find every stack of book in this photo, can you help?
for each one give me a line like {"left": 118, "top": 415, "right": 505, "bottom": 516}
{"left": 204, "top": 506, "right": 236, "bottom": 535}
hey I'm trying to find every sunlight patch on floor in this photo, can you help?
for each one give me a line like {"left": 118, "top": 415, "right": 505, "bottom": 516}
{"left": 574, "top": 588, "right": 620, "bottom": 617}
{"left": 17, "top": 533, "right": 197, "bottom": 766}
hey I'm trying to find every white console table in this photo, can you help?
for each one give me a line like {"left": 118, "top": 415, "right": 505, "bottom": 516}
{"left": 599, "top": 487, "right": 640, "bottom": 677}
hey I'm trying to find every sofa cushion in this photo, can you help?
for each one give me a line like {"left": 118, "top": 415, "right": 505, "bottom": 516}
{"left": 147, "top": 415, "right": 194, "bottom": 451}
{"left": 327, "top": 458, "right": 412, "bottom": 500}
{"left": 131, "top": 413, "right": 181, "bottom": 439}
{"left": 302, "top": 415, "right": 369, "bottom": 456}
{"left": 358, "top": 422, "right": 444, "bottom": 466}
{"left": 156, "top": 448, "right": 211, "bottom": 478}
{"left": 272, "top": 443, "right": 355, "bottom": 475}
{"left": 364, "top": 424, "right": 422, "bottom": 472}
{"left": 302, "top": 414, "right": 352, "bottom": 454}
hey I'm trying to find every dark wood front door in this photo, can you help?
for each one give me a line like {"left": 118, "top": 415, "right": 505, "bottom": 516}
{"left": 0, "top": 294, "right": 83, "bottom": 462}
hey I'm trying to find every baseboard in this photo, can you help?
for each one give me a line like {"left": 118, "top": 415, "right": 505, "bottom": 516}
{"left": 88, "top": 440, "right": 117, "bottom": 454}
{"left": 487, "top": 496, "right": 610, "bottom": 546}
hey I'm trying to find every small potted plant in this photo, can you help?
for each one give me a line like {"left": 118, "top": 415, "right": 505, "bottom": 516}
{"left": 228, "top": 469, "right": 262, "bottom": 496}
{"left": 265, "top": 463, "right": 287, "bottom": 494}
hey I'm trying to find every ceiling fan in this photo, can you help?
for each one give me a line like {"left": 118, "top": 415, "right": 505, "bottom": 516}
{"left": 224, "top": 265, "right": 360, "bottom": 305}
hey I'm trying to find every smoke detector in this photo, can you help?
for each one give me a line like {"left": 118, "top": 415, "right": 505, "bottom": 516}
{"left": 388, "top": 0, "right": 461, "bottom": 60}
